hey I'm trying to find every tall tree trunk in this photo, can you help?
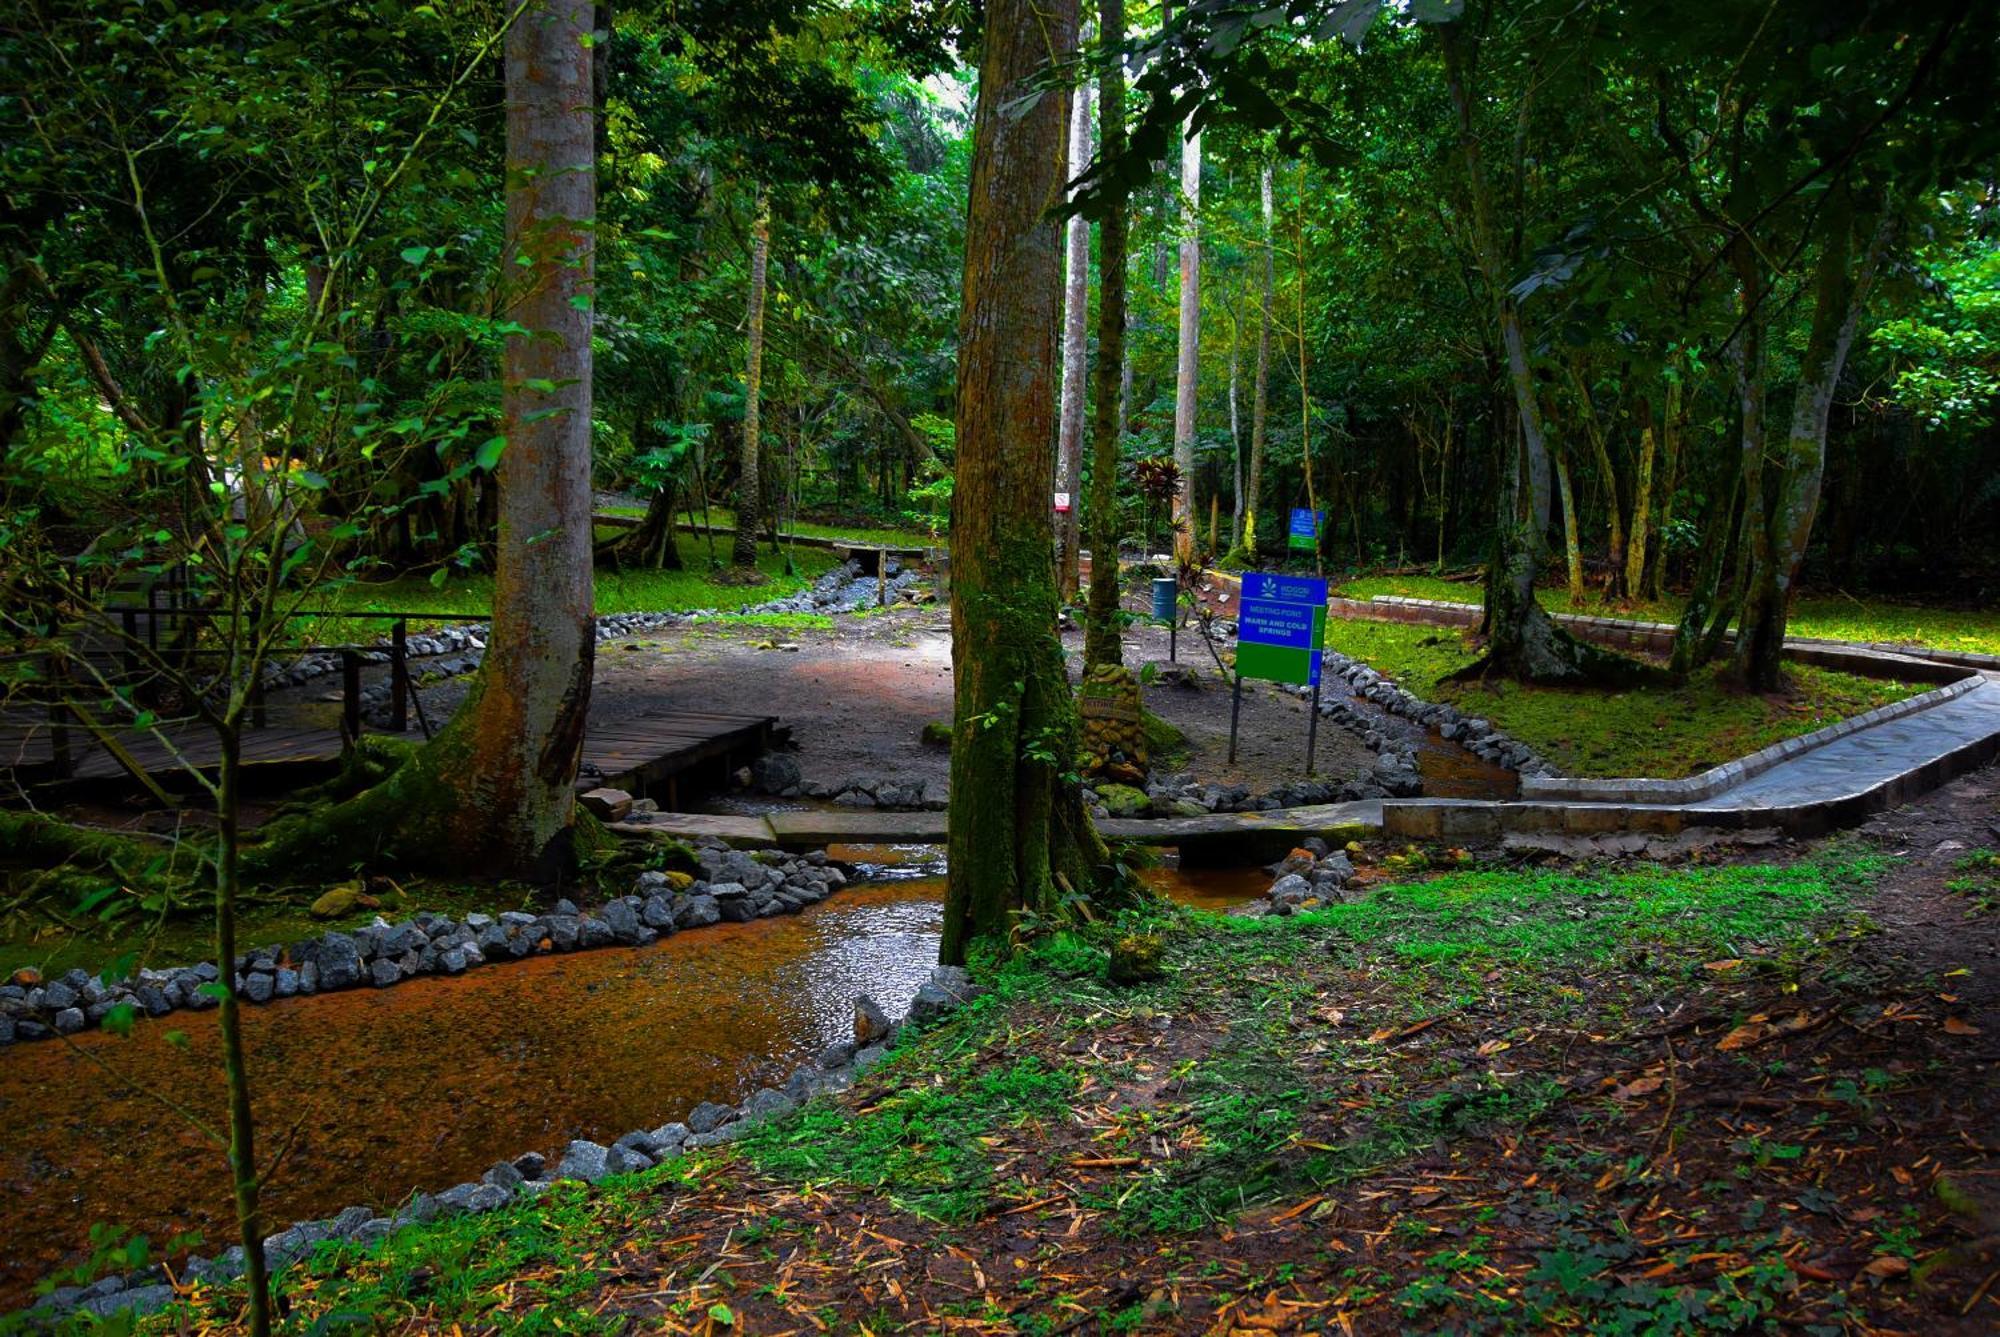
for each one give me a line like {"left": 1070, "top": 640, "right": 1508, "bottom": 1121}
{"left": 1056, "top": 60, "right": 1093, "bottom": 599}
{"left": 1083, "top": 0, "right": 1129, "bottom": 671}
{"left": 1644, "top": 369, "right": 1685, "bottom": 600}
{"left": 1226, "top": 309, "right": 1242, "bottom": 549}
{"left": 1241, "top": 162, "right": 1273, "bottom": 558}
{"left": 1737, "top": 194, "right": 1890, "bottom": 690}
{"left": 731, "top": 189, "right": 770, "bottom": 575}
{"left": 1624, "top": 423, "right": 1657, "bottom": 600}
{"left": 944, "top": 0, "right": 1108, "bottom": 965}
{"left": 1170, "top": 127, "right": 1201, "bottom": 562}
{"left": 1441, "top": 21, "right": 1602, "bottom": 681}
{"left": 272, "top": 0, "right": 599, "bottom": 879}
{"left": 1568, "top": 363, "right": 1626, "bottom": 594}
{"left": 1554, "top": 442, "right": 1583, "bottom": 605}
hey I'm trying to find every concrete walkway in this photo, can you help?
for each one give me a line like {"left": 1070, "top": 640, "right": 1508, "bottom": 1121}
{"left": 1387, "top": 673, "right": 2000, "bottom": 839}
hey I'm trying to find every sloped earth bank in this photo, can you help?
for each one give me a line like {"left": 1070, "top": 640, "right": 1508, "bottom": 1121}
{"left": 161, "top": 765, "right": 2000, "bottom": 1334}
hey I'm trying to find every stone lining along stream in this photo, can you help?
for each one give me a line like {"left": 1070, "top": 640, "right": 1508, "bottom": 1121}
{"left": 0, "top": 859, "right": 1261, "bottom": 1315}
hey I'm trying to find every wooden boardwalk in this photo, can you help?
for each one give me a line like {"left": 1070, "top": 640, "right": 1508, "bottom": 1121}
{"left": 0, "top": 709, "right": 778, "bottom": 802}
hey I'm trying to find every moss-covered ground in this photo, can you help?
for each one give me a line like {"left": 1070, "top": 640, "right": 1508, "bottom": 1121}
{"left": 1333, "top": 572, "right": 2000, "bottom": 659}
{"left": 1326, "top": 620, "right": 1919, "bottom": 779}
{"left": 102, "top": 807, "right": 2000, "bottom": 1335}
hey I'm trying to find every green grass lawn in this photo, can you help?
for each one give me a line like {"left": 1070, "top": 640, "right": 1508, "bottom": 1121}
{"left": 1334, "top": 572, "right": 2000, "bottom": 658}
{"left": 600, "top": 503, "right": 938, "bottom": 551}
{"left": 1327, "top": 618, "right": 1920, "bottom": 778}
{"left": 283, "top": 535, "right": 838, "bottom": 643}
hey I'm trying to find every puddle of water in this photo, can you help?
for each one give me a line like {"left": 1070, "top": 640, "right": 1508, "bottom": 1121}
{"left": 1412, "top": 732, "right": 1520, "bottom": 799}
{"left": 1140, "top": 863, "right": 1272, "bottom": 912}
{"left": 0, "top": 882, "right": 943, "bottom": 1308}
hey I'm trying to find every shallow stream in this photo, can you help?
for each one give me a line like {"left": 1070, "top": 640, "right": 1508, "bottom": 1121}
{"left": 0, "top": 861, "right": 1257, "bottom": 1307}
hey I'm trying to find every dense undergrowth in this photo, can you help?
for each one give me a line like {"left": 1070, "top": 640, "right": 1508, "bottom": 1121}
{"left": 87, "top": 842, "right": 1982, "bottom": 1335}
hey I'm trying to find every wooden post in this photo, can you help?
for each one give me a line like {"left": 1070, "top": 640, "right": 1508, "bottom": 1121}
{"left": 390, "top": 619, "right": 409, "bottom": 733}
{"left": 44, "top": 653, "right": 71, "bottom": 779}
{"left": 340, "top": 650, "right": 361, "bottom": 745}
{"left": 878, "top": 549, "right": 888, "bottom": 608}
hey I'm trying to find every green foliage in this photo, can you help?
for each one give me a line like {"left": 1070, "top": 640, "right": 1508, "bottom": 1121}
{"left": 737, "top": 1056, "right": 1079, "bottom": 1222}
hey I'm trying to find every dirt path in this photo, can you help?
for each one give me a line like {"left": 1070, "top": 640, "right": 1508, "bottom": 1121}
{"left": 412, "top": 608, "right": 1379, "bottom": 799}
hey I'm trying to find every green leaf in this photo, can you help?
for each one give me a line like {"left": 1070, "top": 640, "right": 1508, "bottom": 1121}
{"left": 100, "top": 1003, "right": 137, "bottom": 1037}
{"left": 474, "top": 436, "right": 507, "bottom": 470}
{"left": 400, "top": 246, "right": 432, "bottom": 266}
{"left": 708, "top": 1305, "right": 734, "bottom": 1327}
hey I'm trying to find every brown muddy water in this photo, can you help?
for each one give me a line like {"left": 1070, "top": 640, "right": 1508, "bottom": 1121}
{"left": 0, "top": 863, "right": 1261, "bottom": 1307}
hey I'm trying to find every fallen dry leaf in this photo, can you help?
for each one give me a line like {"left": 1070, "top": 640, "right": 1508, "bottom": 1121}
{"left": 1943, "top": 1017, "right": 1983, "bottom": 1036}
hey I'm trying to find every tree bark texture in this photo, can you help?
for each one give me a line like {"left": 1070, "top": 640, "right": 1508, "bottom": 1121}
{"left": 1056, "top": 65, "right": 1093, "bottom": 599}
{"left": 341, "top": 0, "right": 598, "bottom": 880}
{"left": 1442, "top": 22, "right": 1599, "bottom": 682}
{"left": 1242, "top": 162, "right": 1273, "bottom": 557}
{"left": 1554, "top": 443, "right": 1583, "bottom": 605}
{"left": 1623, "top": 424, "right": 1657, "bottom": 599}
{"left": 732, "top": 190, "right": 771, "bottom": 573}
{"left": 1568, "top": 364, "right": 1626, "bottom": 594}
{"left": 1736, "top": 195, "right": 1890, "bottom": 690}
{"left": 1170, "top": 128, "right": 1201, "bottom": 562}
{"left": 943, "top": 0, "right": 1107, "bottom": 965}
{"left": 1083, "top": 0, "right": 1129, "bottom": 672}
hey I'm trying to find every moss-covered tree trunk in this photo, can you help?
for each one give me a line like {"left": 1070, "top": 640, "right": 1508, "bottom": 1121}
{"left": 943, "top": 0, "right": 1108, "bottom": 966}
{"left": 1082, "top": 0, "right": 1130, "bottom": 673}
{"left": 731, "top": 189, "right": 770, "bottom": 575}
{"left": 1623, "top": 423, "right": 1657, "bottom": 600}
{"left": 1736, "top": 195, "right": 1889, "bottom": 691}
{"left": 1568, "top": 363, "right": 1626, "bottom": 595}
{"left": 1554, "top": 442, "right": 1583, "bottom": 605}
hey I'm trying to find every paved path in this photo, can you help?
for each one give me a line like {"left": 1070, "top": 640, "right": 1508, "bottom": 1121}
{"left": 1690, "top": 675, "right": 2000, "bottom": 812}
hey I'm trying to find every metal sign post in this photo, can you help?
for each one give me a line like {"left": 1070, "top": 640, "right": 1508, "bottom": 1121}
{"left": 1229, "top": 571, "right": 1330, "bottom": 776}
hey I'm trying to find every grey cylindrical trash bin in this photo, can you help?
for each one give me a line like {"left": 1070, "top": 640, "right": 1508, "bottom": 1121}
{"left": 1150, "top": 577, "right": 1177, "bottom": 622}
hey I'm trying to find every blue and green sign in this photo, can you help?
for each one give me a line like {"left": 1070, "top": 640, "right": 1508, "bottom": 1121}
{"left": 1286, "top": 508, "right": 1323, "bottom": 551}
{"left": 1235, "top": 572, "right": 1328, "bottom": 687}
